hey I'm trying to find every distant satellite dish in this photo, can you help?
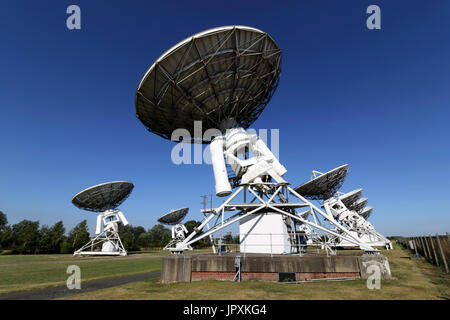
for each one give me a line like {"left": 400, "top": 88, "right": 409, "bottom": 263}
{"left": 348, "top": 197, "right": 368, "bottom": 213}
{"left": 158, "top": 207, "right": 189, "bottom": 225}
{"left": 72, "top": 181, "right": 134, "bottom": 212}
{"left": 294, "top": 164, "right": 349, "bottom": 200}
{"left": 360, "top": 206, "right": 373, "bottom": 220}
{"left": 339, "top": 188, "right": 363, "bottom": 209}
{"left": 135, "top": 25, "right": 281, "bottom": 143}
{"left": 71, "top": 181, "right": 134, "bottom": 256}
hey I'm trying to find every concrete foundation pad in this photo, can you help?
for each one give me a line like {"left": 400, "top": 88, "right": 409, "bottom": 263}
{"left": 161, "top": 252, "right": 391, "bottom": 283}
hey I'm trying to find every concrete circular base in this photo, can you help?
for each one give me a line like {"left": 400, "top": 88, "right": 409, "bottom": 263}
{"left": 161, "top": 252, "right": 391, "bottom": 283}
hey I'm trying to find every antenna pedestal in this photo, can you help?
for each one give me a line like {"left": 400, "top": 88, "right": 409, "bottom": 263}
{"left": 323, "top": 197, "right": 392, "bottom": 249}
{"left": 73, "top": 210, "right": 128, "bottom": 256}
{"left": 73, "top": 230, "right": 127, "bottom": 256}
{"left": 172, "top": 182, "right": 377, "bottom": 254}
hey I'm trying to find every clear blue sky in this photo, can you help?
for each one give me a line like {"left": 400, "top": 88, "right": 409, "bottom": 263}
{"left": 0, "top": 0, "right": 449, "bottom": 237}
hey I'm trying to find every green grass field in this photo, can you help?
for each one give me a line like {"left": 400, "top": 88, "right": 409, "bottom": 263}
{"left": 0, "top": 248, "right": 215, "bottom": 294}
{"left": 62, "top": 244, "right": 450, "bottom": 300}
{"left": 1, "top": 245, "right": 449, "bottom": 299}
{"left": 0, "top": 253, "right": 163, "bottom": 294}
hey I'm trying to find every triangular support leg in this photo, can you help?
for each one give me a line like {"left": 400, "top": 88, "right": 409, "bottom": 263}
{"left": 74, "top": 230, "right": 127, "bottom": 256}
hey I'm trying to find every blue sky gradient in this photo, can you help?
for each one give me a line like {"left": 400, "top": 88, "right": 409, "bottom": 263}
{"left": 0, "top": 0, "right": 449, "bottom": 236}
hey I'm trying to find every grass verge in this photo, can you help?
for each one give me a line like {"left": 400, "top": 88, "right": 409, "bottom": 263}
{"left": 0, "top": 254, "right": 162, "bottom": 294}
{"left": 63, "top": 244, "right": 450, "bottom": 300}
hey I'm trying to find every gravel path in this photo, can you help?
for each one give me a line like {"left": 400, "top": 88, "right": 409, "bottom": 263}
{"left": 0, "top": 270, "right": 161, "bottom": 300}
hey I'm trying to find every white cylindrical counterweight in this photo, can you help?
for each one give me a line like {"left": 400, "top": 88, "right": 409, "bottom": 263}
{"left": 254, "top": 137, "right": 287, "bottom": 176}
{"left": 95, "top": 214, "right": 103, "bottom": 235}
{"left": 117, "top": 210, "right": 129, "bottom": 226}
{"left": 210, "top": 136, "right": 232, "bottom": 197}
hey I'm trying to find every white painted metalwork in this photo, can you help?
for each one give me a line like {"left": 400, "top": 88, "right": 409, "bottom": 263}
{"left": 134, "top": 26, "right": 389, "bottom": 255}
{"left": 163, "top": 131, "right": 378, "bottom": 254}
{"left": 338, "top": 189, "right": 363, "bottom": 209}
{"left": 360, "top": 206, "right": 373, "bottom": 220}
{"left": 72, "top": 181, "right": 133, "bottom": 256}
{"left": 322, "top": 196, "right": 392, "bottom": 249}
{"left": 74, "top": 209, "right": 128, "bottom": 256}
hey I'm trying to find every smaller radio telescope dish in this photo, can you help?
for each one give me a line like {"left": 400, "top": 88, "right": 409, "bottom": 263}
{"left": 360, "top": 206, "right": 373, "bottom": 220}
{"left": 348, "top": 197, "right": 368, "bottom": 213}
{"left": 339, "top": 188, "right": 363, "bottom": 209}
{"left": 72, "top": 181, "right": 134, "bottom": 212}
{"left": 71, "top": 181, "right": 134, "bottom": 257}
{"left": 294, "top": 164, "right": 349, "bottom": 200}
{"left": 158, "top": 207, "right": 189, "bottom": 225}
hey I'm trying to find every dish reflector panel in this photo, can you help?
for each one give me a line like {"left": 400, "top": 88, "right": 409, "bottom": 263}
{"left": 349, "top": 197, "right": 368, "bottom": 213}
{"left": 72, "top": 181, "right": 134, "bottom": 212}
{"left": 158, "top": 207, "right": 189, "bottom": 225}
{"left": 339, "top": 188, "right": 363, "bottom": 209}
{"left": 135, "top": 25, "right": 282, "bottom": 143}
{"left": 294, "top": 164, "right": 349, "bottom": 200}
{"left": 360, "top": 206, "right": 373, "bottom": 219}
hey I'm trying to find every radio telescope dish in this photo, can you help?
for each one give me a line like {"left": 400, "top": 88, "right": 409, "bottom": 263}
{"left": 72, "top": 181, "right": 134, "bottom": 212}
{"left": 348, "top": 197, "right": 368, "bottom": 213}
{"left": 360, "top": 206, "right": 373, "bottom": 220}
{"left": 339, "top": 188, "right": 363, "bottom": 209}
{"left": 158, "top": 207, "right": 189, "bottom": 225}
{"left": 294, "top": 164, "right": 349, "bottom": 200}
{"left": 135, "top": 26, "right": 281, "bottom": 143}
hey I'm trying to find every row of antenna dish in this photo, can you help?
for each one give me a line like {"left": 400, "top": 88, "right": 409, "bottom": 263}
{"left": 70, "top": 25, "right": 381, "bottom": 255}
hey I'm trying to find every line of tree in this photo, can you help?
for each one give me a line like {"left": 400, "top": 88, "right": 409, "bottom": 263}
{"left": 222, "top": 232, "right": 240, "bottom": 244}
{"left": 0, "top": 210, "right": 209, "bottom": 254}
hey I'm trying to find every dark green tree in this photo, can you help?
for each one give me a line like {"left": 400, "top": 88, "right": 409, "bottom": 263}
{"left": 0, "top": 225, "right": 13, "bottom": 250}
{"left": 118, "top": 224, "right": 134, "bottom": 250}
{"left": 0, "top": 211, "right": 10, "bottom": 250}
{"left": 39, "top": 225, "right": 52, "bottom": 253}
{"left": 137, "top": 232, "right": 152, "bottom": 248}
{"left": 223, "top": 232, "right": 233, "bottom": 244}
{"left": 67, "top": 220, "right": 90, "bottom": 252}
{"left": 39, "top": 222, "right": 66, "bottom": 253}
{"left": 51, "top": 220, "right": 67, "bottom": 253}
{"left": 133, "top": 226, "right": 146, "bottom": 243}
{"left": 147, "top": 224, "right": 171, "bottom": 247}
{"left": 118, "top": 225, "right": 146, "bottom": 251}
{"left": 0, "top": 211, "right": 7, "bottom": 228}
{"left": 11, "top": 220, "right": 41, "bottom": 254}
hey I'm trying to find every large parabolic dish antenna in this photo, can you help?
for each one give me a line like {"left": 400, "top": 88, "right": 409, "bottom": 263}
{"left": 360, "top": 206, "right": 373, "bottom": 219}
{"left": 158, "top": 207, "right": 189, "bottom": 225}
{"left": 339, "top": 188, "right": 363, "bottom": 209}
{"left": 294, "top": 164, "right": 349, "bottom": 200}
{"left": 135, "top": 26, "right": 281, "bottom": 143}
{"left": 72, "top": 181, "right": 134, "bottom": 212}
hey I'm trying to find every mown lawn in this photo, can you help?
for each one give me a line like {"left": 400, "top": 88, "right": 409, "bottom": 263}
{"left": 0, "top": 253, "right": 163, "bottom": 294}
{"left": 63, "top": 244, "right": 450, "bottom": 300}
{"left": 0, "top": 248, "right": 215, "bottom": 294}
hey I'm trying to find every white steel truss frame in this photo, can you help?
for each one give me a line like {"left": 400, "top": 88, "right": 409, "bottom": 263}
{"left": 167, "top": 183, "right": 377, "bottom": 253}
{"left": 73, "top": 229, "right": 127, "bottom": 256}
{"left": 322, "top": 197, "right": 392, "bottom": 249}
